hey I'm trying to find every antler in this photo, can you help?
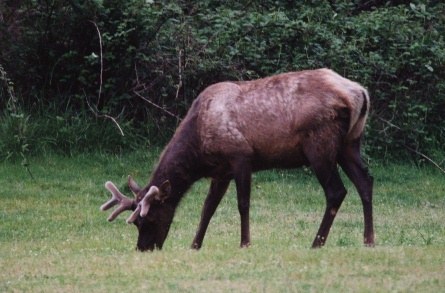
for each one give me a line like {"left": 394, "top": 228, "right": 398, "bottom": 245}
{"left": 126, "top": 186, "right": 159, "bottom": 221}
{"left": 101, "top": 181, "right": 136, "bottom": 222}
{"left": 101, "top": 180, "right": 165, "bottom": 224}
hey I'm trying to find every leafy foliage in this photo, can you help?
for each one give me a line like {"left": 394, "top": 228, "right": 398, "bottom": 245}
{"left": 0, "top": 0, "right": 444, "bottom": 160}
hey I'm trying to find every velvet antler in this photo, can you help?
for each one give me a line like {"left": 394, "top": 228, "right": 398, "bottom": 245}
{"left": 101, "top": 181, "right": 136, "bottom": 223}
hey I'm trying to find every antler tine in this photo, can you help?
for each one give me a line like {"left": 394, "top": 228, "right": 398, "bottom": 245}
{"left": 126, "top": 205, "right": 141, "bottom": 224}
{"left": 140, "top": 186, "right": 159, "bottom": 217}
{"left": 101, "top": 181, "right": 135, "bottom": 222}
{"left": 125, "top": 186, "right": 159, "bottom": 224}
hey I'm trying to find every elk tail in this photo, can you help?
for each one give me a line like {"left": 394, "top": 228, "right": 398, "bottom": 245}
{"left": 347, "top": 89, "right": 370, "bottom": 141}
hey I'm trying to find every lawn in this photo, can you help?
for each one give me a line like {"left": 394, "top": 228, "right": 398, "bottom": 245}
{"left": 1, "top": 151, "right": 444, "bottom": 292}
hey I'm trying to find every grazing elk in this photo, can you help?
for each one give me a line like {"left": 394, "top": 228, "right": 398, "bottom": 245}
{"left": 101, "top": 68, "right": 374, "bottom": 251}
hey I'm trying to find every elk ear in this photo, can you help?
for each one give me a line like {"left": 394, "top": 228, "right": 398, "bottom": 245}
{"left": 128, "top": 175, "right": 141, "bottom": 196}
{"left": 156, "top": 180, "right": 171, "bottom": 201}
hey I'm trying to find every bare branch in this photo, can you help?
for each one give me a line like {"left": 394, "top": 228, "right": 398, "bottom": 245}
{"left": 175, "top": 49, "right": 183, "bottom": 100}
{"left": 84, "top": 94, "right": 125, "bottom": 136}
{"left": 404, "top": 145, "right": 445, "bottom": 175}
{"left": 89, "top": 20, "right": 103, "bottom": 108}
{"left": 133, "top": 90, "right": 182, "bottom": 121}
{"left": 83, "top": 21, "right": 125, "bottom": 136}
{"left": 377, "top": 116, "right": 401, "bottom": 130}
{"left": 378, "top": 115, "right": 445, "bottom": 175}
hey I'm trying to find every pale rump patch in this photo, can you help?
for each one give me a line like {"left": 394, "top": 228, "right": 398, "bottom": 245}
{"left": 320, "top": 69, "right": 370, "bottom": 140}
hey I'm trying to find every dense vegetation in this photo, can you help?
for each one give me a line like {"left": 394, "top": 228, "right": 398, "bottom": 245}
{"left": 1, "top": 0, "right": 444, "bottom": 163}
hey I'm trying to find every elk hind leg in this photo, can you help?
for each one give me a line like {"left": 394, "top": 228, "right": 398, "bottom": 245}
{"left": 339, "top": 139, "right": 374, "bottom": 246}
{"left": 309, "top": 157, "right": 347, "bottom": 248}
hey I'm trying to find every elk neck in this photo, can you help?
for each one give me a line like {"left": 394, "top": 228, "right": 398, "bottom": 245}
{"left": 148, "top": 114, "right": 204, "bottom": 206}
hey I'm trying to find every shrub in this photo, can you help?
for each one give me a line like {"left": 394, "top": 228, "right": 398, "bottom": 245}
{"left": 0, "top": 0, "right": 444, "bottom": 161}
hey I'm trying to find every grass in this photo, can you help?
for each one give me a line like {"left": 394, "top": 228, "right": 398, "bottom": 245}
{"left": 1, "top": 151, "right": 444, "bottom": 292}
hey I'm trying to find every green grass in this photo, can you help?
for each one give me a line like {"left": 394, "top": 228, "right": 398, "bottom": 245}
{"left": 1, "top": 151, "right": 444, "bottom": 292}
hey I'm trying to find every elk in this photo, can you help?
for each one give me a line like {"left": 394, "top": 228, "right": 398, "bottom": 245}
{"left": 101, "top": 68, "right": 374, "bottom": 251}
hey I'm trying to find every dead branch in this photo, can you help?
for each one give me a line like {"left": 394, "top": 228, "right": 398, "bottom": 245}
{"left": 378, "top": 115, "right": 445, "bottom": 175}
{"left": 85, "top": 21, "right": 125, "bottom": 136}
{"left": 175, "top": 48, "right": 183, "bottom": 100}
{"left": 89, "top": 20, "right": 103, "bottom": 107}
{"left": 133, "top": 90, "right": 182, "bottom": 121}
{"left": 84, "top": 92, "right": 125, "bottom": 136}
{"left": 404, "top": 145, "right": 445, "bottom": 175}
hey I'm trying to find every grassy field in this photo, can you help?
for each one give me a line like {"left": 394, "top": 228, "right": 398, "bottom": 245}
{"left": 1, "top": 151, "right": 444, "bottom": 292}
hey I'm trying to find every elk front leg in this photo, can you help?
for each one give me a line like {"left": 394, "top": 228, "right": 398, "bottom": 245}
{"left": 232, "top": 158, "right": 252, "bottom": 248}
{"left": 191, "top": 179, "right": 230, "bottom": 249}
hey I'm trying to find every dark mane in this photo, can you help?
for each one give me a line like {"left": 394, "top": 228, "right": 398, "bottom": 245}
{"left": 150, "top": 125, "right": 201, "bottom": 201}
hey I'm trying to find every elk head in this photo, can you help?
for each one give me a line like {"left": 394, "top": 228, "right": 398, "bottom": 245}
{"left": 100, "top": 176, "right": 172, "bottom": 251}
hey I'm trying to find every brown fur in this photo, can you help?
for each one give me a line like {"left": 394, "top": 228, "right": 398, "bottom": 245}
{"left": 103, "top": 68, "right": 374, "bottom": 251}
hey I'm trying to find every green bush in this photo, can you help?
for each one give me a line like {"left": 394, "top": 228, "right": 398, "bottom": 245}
{"left": 1, "top": 0, "right": 444, "bottom": 161}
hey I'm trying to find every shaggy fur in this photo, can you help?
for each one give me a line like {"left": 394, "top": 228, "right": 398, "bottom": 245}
{"left": 102, "top": 68, "right": 374, "bottom": 251}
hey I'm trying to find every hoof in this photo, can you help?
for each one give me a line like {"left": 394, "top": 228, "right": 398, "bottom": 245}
{"left": 191, "top": 243, "right": 201, "bottom": 250}
{"left": 240, "top": 242, "right": 251, "bottom": 248}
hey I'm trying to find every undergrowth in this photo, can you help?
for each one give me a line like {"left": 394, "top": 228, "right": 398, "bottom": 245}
{"left": 0, "top": 110, "right": 163, "bottom": 160}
